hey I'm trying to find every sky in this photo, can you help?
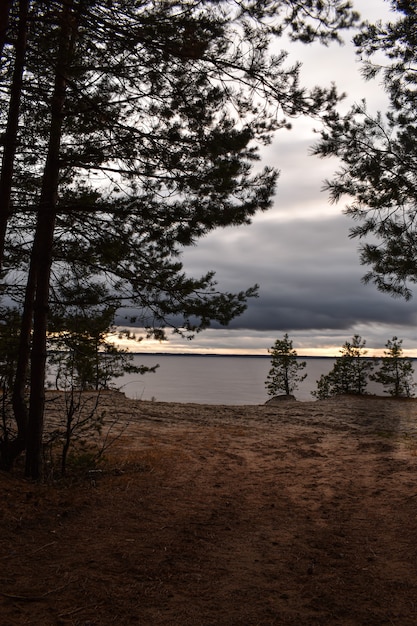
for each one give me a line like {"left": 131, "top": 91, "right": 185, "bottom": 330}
{"left": 118, "top": 0, "right": 417, "bottom": 358}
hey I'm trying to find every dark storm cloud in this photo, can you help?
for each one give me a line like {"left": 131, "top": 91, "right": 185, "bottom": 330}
{"left": 182, "top": 213, "right": 417, "bottom": 333}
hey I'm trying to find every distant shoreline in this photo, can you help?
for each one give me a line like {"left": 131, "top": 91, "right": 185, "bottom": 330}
{"left": 128, "top": 353, "right": 338, "bottom": 359}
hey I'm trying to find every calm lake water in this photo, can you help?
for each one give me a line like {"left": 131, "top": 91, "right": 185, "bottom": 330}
{"left": 112, "top": 354, "right": 402, "bottom": 404}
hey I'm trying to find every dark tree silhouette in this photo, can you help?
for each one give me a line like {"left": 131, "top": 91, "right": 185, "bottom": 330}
{"left": 0, "top": 0, "right": 358, "bottom": 477}
{"left": 314, "top": 2, "right": 417, "bottom": 299}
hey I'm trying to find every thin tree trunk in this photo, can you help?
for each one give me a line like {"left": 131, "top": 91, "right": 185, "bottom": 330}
{"left": 284, "top": 366, "right": 290, "bottom": 396}
{"left": 8, "top": 254, "right": 36, "bottom": 467}
{"left": 0, "top": 0, "right": 30, "bottom": 274}
{"left": 24, "top": 0, "right": 76, "bottom": 479}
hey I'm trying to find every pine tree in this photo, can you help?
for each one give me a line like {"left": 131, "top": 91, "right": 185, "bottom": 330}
{"left": 313, "top": 2, "right": 417, "bottom": 299}
{"left": 313, "top": 335, "right": 375, "bottom": 399}
{"left": 0, "top": 0, "right": 358, "bottom": 476}
{"left": 265, "top": 334, "right": 306, "bottom": 397}
{"left": 371, "top": 337, "right": 415, "bottom": 397}
{"left": 48, "top": 280, "right": 158, "bottom": 392}
{"left": 0, "top": 307, "right": 23, "bottom": 469}
{"left": 0, "top": 0, "right": 30, "bottom": 273}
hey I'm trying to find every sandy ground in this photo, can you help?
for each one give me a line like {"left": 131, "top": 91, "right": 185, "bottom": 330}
{"left": 1, "top": 392, "right": 417, "bottom": 625}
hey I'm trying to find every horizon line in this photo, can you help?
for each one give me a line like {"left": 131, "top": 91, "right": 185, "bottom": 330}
{"left": 125, "top": 351, "right": 417, "bottom": 359}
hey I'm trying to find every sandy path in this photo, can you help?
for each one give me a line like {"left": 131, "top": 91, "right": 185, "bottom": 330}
{"left": 0, "top": 393, "right": 417, "bottom": 625}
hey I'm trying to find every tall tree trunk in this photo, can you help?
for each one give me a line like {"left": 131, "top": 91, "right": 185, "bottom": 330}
{"left": 0, "top": 0, "right": 30, "bottom": 470}
{"left": 0, "top": 0, "right": 30, "bottom": 274}
{"left": 24, "top": 0, "right": 76, "bottom": 479}
{"left": 0, "top": 0, "right": 13, "bottom": 62}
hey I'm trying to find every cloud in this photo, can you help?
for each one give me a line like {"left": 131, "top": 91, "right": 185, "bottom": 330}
{"left": 181, "top": 211, "right": 417, "bottom": 337}
{"left": 180, "top": 0, "right": 416, "bottom": 349}
{"left": 117, "top": 206, "right": 417, "bottom": 355}
{"left": 115, "top": 0, "right": 412, "bottom": 355}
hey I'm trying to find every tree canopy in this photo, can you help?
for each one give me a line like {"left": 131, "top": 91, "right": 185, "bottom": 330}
{"left": 370, "top": 336, "right": 415, "bottom": 397}
{"left": 313, "top": 1, "right": 417, "bottom": 299}
{"left": 265, "top": 333, "right": 307, "bottom": 397}
{"left": 313, "top": 334, "right": 374, "bottom": 398}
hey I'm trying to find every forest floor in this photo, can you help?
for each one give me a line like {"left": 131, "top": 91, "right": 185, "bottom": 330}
{"left": 1, "top": 392, "right": 417, "bottom": 625}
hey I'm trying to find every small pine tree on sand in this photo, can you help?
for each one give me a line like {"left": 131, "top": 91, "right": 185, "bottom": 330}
{"left": 265, "top": 334, "right": 307, "bottom": 397}
{"left": 371, "top": 337, "right": 415, "bottom": 397}
{"left": 313, "top": 334, "right": 375, "bottom": 399}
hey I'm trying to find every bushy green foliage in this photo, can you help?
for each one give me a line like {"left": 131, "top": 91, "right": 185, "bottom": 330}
{"left": 370, "top": 336, "right": 415, "bottom": 397}
{"left": 313, "top": 335, "right": 375, "bottom": 399}
{"left": 265, "top": 334, "right": 306, "bottom": 397}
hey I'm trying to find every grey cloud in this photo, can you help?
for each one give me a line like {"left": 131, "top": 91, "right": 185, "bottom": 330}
{"left": 116, "top": 0, "right": 402, "bottom": 349}
{"left": 182, "top": 213, "right": 417, "bottom": 333}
